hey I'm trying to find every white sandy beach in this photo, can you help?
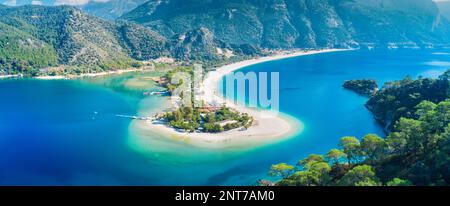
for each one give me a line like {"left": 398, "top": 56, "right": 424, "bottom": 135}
{"left": 1, "top": 68, "right": 146, "bottom": 80}
{"left": 137, "top": 48, "right": 349, "bottom": 148}
{"left": 35, "top": 75, "right": 68, "bottom": 80}
{"left": 0, "top": 74, "right": 21, "bottom": 79}
{"left": 35, "top": 68, "right": 148, "bottom": 80}
{"left": 73, "top": 68, "right": 144, "bottom": 78}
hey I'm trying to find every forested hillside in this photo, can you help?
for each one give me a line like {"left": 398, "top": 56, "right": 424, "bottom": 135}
{"left": 366, "top": 75, "right": 450, "bottom": 132}
{"left": 0, "top": 5, "right": 237, "bottom": 75}
{"left": 265, "top": 71, "right": 450, "bottom": 186}
{"left": 0, "top": 5, "right": 159, "bottom": 75}
{"left": 0, "top": 5, "right": 252, "bottom": 75}
{"left": 0, "top": 21, "right": 58, "bottom": 75}
{"left": 2, "top": 1, "right": 450, "bottom": 76}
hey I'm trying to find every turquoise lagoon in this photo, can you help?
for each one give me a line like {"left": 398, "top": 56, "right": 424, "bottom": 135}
{"left": 0, "top": 49, "right": 449, "bottom": 185}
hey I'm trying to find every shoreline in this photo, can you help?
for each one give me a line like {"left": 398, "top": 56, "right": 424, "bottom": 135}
{"left": 35, "top": 68, "right": 149, "bottom": 80}
{"left": 200, "top": 48, "right": 350, "bottom": 106}
{"left": 0, "top": 74, "right": 21, "bottom": 79}
{"left": 137, "top": 48, "right": 350, "bottom": 148}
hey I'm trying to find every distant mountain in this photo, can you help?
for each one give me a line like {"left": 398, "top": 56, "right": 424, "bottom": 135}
{"left": 436, "top": 1, "right": 450, "bottom": 20}
{"left": 121, "top": 0, "right": 450, "bottom": 49}
{"left": 81, "top": 0, "right": 148, "bottom": 20}
{"left": 0, "top": 0, "right": 147, "bottom": 20}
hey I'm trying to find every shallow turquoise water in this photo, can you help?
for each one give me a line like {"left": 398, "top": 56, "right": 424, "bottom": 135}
{"left": 0, "top": 49, "right": 449, "bottom": 185}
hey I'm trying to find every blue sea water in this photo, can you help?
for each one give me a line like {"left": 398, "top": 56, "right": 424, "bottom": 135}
{"left": 1, "top": 49, "right": 449, "bottom": 185}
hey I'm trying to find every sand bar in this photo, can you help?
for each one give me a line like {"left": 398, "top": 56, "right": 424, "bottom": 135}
{"left": 137, "top": 49, "right": 350, "bottom": 148}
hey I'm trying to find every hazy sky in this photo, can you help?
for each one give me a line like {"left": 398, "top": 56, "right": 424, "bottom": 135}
{"left": 2, "top": 0, "right": 450, "bottom": 7}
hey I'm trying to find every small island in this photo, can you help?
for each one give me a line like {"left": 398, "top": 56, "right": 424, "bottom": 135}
{"left": 343, "top": 79, "right": 378, "bottom": 96}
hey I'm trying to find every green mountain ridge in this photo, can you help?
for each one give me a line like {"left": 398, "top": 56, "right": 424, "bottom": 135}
{"left": 2, "top": 1, "right": 450, "bottom": 75}
{"left": 0, "top": 5, "right": 238, "bottom": 75}
{"left": 121, "top": 0, "right": 450, "bottom": 49}
{"left": 0, "top": 5, "right": 147, "bottom": 74}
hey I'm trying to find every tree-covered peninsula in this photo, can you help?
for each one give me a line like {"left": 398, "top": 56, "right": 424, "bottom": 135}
{"left": 160, "top": 106, "right": 253, "bottom": 133}
{"left": 264, "top": 71, "right": 450, "bottom": 186}
{"left": 366, "top": 72, "right": 450, "bottom": 132}
{"left": 343, "top": 79, "right": 378, "bottom": 96}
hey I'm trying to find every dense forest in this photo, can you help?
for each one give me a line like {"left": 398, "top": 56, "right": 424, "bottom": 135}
{"left": 265, "top": 71, "right": 450, "bottom": 186}
{"left": 367, "top": 72, "right": 450, "bottom": 132}
{"left": 0, "top": 21, "right": 58, "bottom": 75}
{"left": 0, "top": 6, "right": 149, "bottom": 75}
{"left": 162, "top": 106, "right": 253, "bottom": 133}
{"left": 0, "top": 5, "right": 250, "bottom": 76}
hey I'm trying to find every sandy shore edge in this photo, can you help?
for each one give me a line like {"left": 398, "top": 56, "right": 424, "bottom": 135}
{"left": 137, "top": 49, "right": 350, "bottom": 148}
{"left": 34, "top": 68, "right": 147, "bottom": 80}
{"left": 0, "top": 74, "right": 21, "bottom": 79}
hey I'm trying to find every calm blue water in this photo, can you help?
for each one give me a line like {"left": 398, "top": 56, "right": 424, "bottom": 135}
{"left": 1, "top": 49, "right": 449, "bottom": 185}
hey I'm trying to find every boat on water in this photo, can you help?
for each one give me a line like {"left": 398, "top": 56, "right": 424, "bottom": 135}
{"left": 143, "top": 90, "right": 170, "bottom": 96}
